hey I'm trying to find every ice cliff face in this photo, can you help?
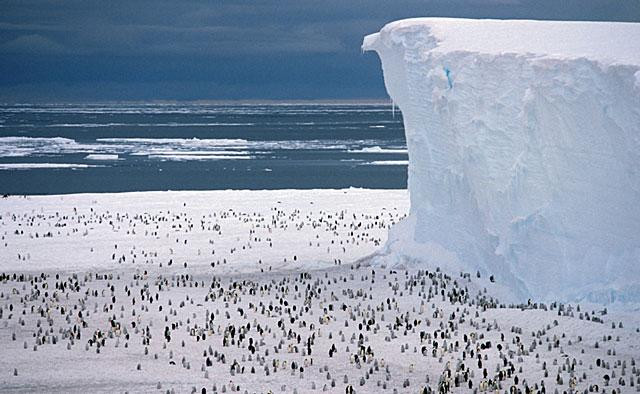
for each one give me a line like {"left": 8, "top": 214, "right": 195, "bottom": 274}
{"left": 363, "top": 18, "right": 640, "bottom": 302}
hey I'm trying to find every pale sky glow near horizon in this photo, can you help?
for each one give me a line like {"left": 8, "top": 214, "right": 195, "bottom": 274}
{"left": 1, "top": 0, "right": 639, "bottom": 102}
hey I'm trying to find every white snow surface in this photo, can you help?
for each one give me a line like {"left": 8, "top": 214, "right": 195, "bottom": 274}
{"left": 363, "top": 18, "right": 640, "bottom": 67}
{"left": 0, "top": 189, "right": 408, "bottom": 274}
{"left": 1, "top": 190, "right": 640, "bottom": 394}
{"left": 363, "top": 18, "right": 640, "bottom": 302}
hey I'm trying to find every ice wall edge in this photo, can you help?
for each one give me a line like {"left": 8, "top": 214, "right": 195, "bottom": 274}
{"left": 364, "top": 18, "right": 640, "bottom": 303}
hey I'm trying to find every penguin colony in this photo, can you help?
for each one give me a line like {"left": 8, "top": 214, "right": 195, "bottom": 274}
{"left": 0, "top": 190, "right": 638, "bottom": 393}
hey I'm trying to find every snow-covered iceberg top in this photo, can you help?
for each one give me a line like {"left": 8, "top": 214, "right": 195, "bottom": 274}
{"left": 364, "top": 18, "right": 640, "bottom": 303}
{"left": 363, "top": 18, "right": 640, "bottom": 67}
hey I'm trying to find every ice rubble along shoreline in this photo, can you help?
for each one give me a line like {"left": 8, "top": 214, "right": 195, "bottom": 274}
{"left": 363, "top": 18, "right": 640, "bottom": 303}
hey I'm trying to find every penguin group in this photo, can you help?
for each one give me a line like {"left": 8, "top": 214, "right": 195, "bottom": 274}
{"left": 1, "top": 192, "right": 639, "bottom": 393}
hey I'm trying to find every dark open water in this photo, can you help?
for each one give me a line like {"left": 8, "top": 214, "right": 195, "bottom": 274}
{"left": 0, "top": 103, "right": 407, "bottom": 194}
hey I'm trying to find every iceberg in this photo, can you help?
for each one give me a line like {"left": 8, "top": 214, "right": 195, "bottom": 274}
{"left": 363, "top": 18, "right": 640, "bottom": 302}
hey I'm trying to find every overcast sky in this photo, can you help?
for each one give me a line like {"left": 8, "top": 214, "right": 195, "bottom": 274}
{"left": 1, "top": 0, "right": 639, "bottom": 102}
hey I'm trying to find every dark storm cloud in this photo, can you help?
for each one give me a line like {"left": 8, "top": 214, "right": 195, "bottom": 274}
{"left": 1, "top": 0, "right": 638, "bottom": 101}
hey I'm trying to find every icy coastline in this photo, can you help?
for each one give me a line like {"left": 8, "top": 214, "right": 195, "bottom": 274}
{"left": 363, "top": 18, "right": 640, "bottom": 302}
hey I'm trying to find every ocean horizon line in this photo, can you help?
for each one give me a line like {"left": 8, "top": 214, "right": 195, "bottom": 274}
{"left": 1, "top": 99, "right": 395, "bottom": 106}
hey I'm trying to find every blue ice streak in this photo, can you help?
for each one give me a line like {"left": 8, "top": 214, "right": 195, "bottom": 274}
{"left": 444, "top": 67, "right": 453, "bottom": 89}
